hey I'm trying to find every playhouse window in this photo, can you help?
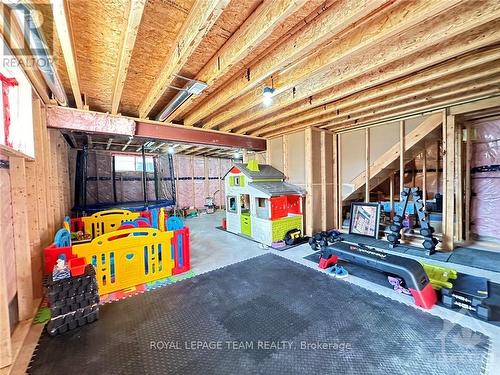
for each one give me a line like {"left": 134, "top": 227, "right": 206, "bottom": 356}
{"left": 257, "top": 198, "right": 266, "bottom": 208}
{"left": 227, "top": 196, "right": 237, "bottom": 213}
{"left": 255, "top": 197, "right": 269, "bottom": 219}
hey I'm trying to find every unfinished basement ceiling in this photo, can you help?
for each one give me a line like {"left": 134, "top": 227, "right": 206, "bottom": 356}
{"left": 30, "top": 0, "right": 500, "bottom": 138}
{"left": 60, "top": 131, "right": 243, "bottom": 159}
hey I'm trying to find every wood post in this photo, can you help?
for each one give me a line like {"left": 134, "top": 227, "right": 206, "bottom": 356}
{"left": 337, "top": 133, "right": 343, "bottom": 229}
{"left": 305, "top": 127, "right": 313, "bottom": 236}
{"left": 9, "top": 157, "right": 34, "bottom": 321}
{"left": 456, "top": 122, "right": 463, "bottom": 241}
{"left": 0, "top": 213, "right": 12, "bottom": 368}
{"left": 442, "top": 112, "right": 456, "bottom": 250}
{"left": 389, "top": 173, "right": 395, "bottom": 217}
{"left": 399, "top": 120, "right": 405, "bottom": 199}
{"left": 422, "top": 149, "right": 427, "bottom": 202}
{"left": 365, "top": 128, "right": 370, "bottom": 202}
{"left": 465, "top": 124, "right": 471, "bottom": 241}
{"left": 320, "top": 131, "right": 327, "bottom": 230}
{"left": 332, "top": 133, "right": 338, "bottom": 228}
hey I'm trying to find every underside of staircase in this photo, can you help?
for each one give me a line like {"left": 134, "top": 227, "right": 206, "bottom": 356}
{"left": 343, "top": 113, "right": 443, "bottom": 202}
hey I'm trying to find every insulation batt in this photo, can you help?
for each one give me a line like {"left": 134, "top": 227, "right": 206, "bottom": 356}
{"left": 470, "top": 119, "right": 500, "bottom": 241}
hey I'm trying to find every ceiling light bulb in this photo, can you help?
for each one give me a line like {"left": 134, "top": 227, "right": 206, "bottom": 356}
{"left": 168, "top": 146, "right": 175, "bottom": 154}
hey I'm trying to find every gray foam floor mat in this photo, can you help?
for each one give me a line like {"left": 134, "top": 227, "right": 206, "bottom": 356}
{"left": 29, "top": 254, "right": 490, "bottom": 374}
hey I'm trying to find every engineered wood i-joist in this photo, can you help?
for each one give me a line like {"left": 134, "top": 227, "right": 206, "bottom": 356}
{"left": 9, "top": 157, "right": 34, "bottom": 321}
{"left": 312, "top": 63, "right": 500, "bottom": 131}
{"left": 111, "top": 0, "right": 146, "bottom": 115}
{"left": 219, "top": 0, "right": 475, "bottom": 132}
{"left": 248, "top": 48, "right": 500, "bottom": 135}
{"left": 186, "top": 0, "right": 388, "bottom": 127}
{"left": 0, "top": 8, "right": 50, "bottom": 104}
{"left": 139, "top": 0, "right": 229, "bottom": 118}
{"left": 167, "top": 0, "right": 311, "bottom": 123}
{"left": 337, "top": 133, "right": 343, "bottom": 226}
{"left": 52, "top": 0, "right": 82, "bottom": 108}
{"left": 247, "top": 6, "right": 500, "bottom": 136}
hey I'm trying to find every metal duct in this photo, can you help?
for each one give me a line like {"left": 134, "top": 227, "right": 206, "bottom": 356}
{"left": 155, "top": 79, "right": 207, "bottom": 122}
{"left": 6, "top": 2, "right": 68, "bottom": 106}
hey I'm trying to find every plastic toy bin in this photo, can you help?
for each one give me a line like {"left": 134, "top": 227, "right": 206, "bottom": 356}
{"left": 69, "top": 257, "right": 87, "bottom": 276}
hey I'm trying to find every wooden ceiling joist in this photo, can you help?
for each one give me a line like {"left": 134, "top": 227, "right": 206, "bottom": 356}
{"left": 111, "top": 0, "right": 146, "bottom": 115}
{"left": 243, "top": 7, "right": 500, "bottom": 137}
{"left": 163, "top": 0, "right": 312, "bottom": 122}
{"left": 182, "top": 0, "right": 390, "bottom": 127}
{"left": 138, "top": 0, "right": 230, "bottom": 118}
{"left": 52, "top": 0, "right": 83, "bottom": 109}
{"left": 208, "top": 0, "right": 467, "bottom": 131}
{"left": 240, "top": 46, "right": 500, "bottom": 135}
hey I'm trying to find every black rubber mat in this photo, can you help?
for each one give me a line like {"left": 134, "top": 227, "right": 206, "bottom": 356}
{"left": 30, "top": 254, "right": 490, "bottom": 374}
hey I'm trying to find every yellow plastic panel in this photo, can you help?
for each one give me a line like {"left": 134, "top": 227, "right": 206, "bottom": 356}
{"left": 73, "top": 228, "right": 174, "bottom": 294}
{"left": 81, "top": 209, "right": 140, "bottom": 238}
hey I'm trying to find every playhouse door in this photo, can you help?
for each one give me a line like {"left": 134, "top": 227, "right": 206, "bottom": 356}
{"left": 241, "top": 214, "right": 252, "bottom": 237}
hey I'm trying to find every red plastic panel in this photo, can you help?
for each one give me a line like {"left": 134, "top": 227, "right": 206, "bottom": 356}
{"left": 287, "top": 195, "right": 302, "bottom": 214}
{"left": 270, "top": 196, "right": 288, "bottom": 220}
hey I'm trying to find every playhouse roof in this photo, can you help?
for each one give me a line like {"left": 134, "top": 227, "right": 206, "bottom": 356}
{"left": 224, "top": 163, "right": 285, "bottom": 180}
{"left": 248, "top": 181, "right": 305, "bottom": 197}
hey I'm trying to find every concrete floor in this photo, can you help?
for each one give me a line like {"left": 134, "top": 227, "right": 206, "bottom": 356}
{"left": 186, "top": 211, "right": 500, "bottom": 374}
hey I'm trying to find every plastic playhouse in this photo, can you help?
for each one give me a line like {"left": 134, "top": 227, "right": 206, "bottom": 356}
{"left": 223, "top": 160, "right": 305, "bottom": 246}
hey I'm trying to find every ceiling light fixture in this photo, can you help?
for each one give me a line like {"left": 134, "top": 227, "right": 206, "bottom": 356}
{"left": 156, "top": 79, "right": 208, "bottom": 122}
{"left": 263, "top": 86, "right": 275, "bottom": 107}
{"left": 167, "top": 145, "right": 175, "bottom": 154}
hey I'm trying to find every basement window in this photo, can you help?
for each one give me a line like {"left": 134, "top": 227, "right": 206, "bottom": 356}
{"left": 115, "top": 155, "right": 154, "bottom": 172}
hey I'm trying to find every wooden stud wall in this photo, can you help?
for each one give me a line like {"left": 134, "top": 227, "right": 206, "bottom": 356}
{"left": 0, "top": 98, "right": 72, "bottom": 370}
{"left": 267, "top": 128, "right": 335, "bottom": 236}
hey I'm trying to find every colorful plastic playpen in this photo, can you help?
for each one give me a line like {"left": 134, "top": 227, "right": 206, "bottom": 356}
{"left": 44, "top": 209, "right": 190, "bottom": 295}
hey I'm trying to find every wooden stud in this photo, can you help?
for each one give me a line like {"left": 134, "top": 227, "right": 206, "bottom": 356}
{"left": 332, "top": 133, "right": 338, "bottom": 228}
{"left": 422, "top": 149, "right": 427, "bottom": 203}
{"left": 337, "top": 133, "right": 343, "bottom": 229}
{"left": 305, "top": 127, "right": 313, "bottom": 236}
{"left": 0, "top": 208, "right": 12, "bottom": 368}
{"left": 389, "top": 173, "right": 395, "bottom": 217}
{"left": 9, "top": 157, "right": 34, "bottom": 321}
{"left": 365, "top": 128, "right": 370, "bottom": 202}
{"left": 455, "top": 121, "right": 463, "bottom": 241}
{"left": 138, "top": 0, "right": 229, "bottom": 118}
{"left": 185, "top": 0, "right": 388, "bottom": 127}
{"left": 52, "top": 0, "right": 83, "bottom": 108}
{"left": 320, "top": 131, "right": 327, "bottom": 230}
{"left": 111, "top": 0, "right": 146, "bottom": 115}
{"left": 442, "top": 112, "right": 456, "bottom": 250}
{"left": 344, "top": 114, "right": 442, "bottom": 201}
{"left": 282, "top": 135, "right": 288, "bottom": 177}
{"left": 465, "top": 124, "right": 472, "bottom": 242}
{"left": 399, "top": 120, "right": 405, "bottom": 199}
